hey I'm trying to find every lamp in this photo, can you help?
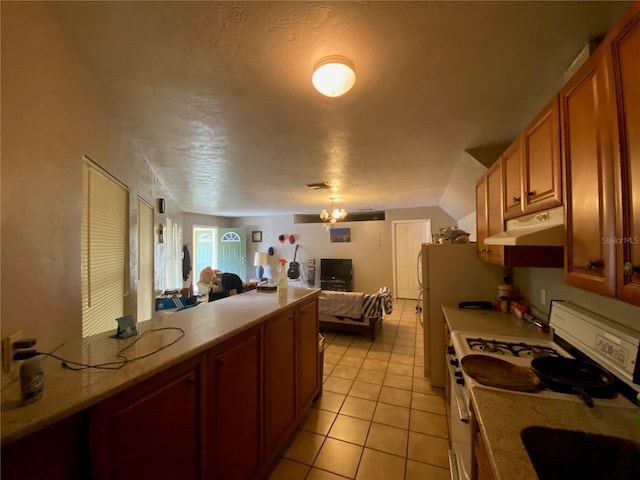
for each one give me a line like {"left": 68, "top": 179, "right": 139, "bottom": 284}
{"left": 253, "top": 252, "right": 268, "bottom": 280}
{"left": 320, "top": 198, "right": 348, "bottom": 224}
{"left": 312, "top": 56, "right": 356, "bottom": 97}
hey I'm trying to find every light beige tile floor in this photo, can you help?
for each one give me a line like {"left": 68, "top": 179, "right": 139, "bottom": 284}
{"left": 269, "top": 299, "right": 450, "bottom": 480}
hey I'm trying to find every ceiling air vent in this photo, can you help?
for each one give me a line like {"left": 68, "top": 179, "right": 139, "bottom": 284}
{"left": 306, "top": 182, "right": 331, "bottom": 190}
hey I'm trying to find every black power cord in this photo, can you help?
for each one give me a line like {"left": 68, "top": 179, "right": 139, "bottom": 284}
{"left": 13, "top": 327, "right": 186, "bottom": 371}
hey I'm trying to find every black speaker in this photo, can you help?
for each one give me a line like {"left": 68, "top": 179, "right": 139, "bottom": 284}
{"left": 158, "top": 198, "right": 165, "bottom": 214}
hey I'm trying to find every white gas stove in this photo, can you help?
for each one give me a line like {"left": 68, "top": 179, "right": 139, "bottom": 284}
{"left": 450, "top": 301, "right": 640, "bottom": 406}
{"left": 445, "top": 301, "right": 640, "bottom": 480}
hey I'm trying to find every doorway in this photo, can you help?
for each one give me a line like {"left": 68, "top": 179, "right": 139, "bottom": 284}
{"left": 392, "top": 220, "right": 431, "bottom": 299}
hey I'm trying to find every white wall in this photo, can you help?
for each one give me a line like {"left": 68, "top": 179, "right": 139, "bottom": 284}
{"left": 1, "top": 3, "right": 173, "bottom": 387}
{"left": 234, "top": 206, "right": 457, "bottom": 295}
{"left": 456, "top": 211, "right": 477, "bottom": 242}
{"left": 513, "top": 267, "right": 640, "bottom": 332}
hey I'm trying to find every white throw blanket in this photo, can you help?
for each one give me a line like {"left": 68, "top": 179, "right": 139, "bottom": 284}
{"left": 319, "top": 291, "right": 365, "bottom": 318}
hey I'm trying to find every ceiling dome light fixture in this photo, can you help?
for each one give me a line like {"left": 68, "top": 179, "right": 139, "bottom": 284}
{"left": 312, "top": 56, "right": 356, "bottom": 97}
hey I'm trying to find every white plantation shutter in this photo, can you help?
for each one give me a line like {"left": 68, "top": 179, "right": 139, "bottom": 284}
{"left": 163, "top": 217, "right": 183, "bottom": 290}
{"left": 82, "top": 160, "right": 129, "bottom": 337}
{"left": 137, "top": 198, "right": 154, "bottom": 322}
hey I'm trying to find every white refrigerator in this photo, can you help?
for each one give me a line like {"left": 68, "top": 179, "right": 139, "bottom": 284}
{"left": 420, "top": 243, "right": 503, "bottom": 387}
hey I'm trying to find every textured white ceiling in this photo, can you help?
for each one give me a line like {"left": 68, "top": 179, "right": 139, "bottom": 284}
{"left": 48, "top": 1, "right": 631, "bottom": 218}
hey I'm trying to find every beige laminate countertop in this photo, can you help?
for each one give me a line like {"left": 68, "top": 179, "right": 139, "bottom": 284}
{"left": 1, "top": 287, "right": 320, "bottom": 446}
{"left": 441, "top": 305, "right": 640, "bottom": 480}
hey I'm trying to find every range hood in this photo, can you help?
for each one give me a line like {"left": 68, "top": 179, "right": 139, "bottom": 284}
{"left": 484, "top": 206, "right": 565, "bottom": 246}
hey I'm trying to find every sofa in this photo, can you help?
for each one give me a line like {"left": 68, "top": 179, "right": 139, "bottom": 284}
{"left": 318, "top": 287, "right": 392, "bottom": 340}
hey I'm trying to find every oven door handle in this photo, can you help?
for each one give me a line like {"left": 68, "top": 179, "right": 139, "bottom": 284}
{"left": 446, "top": 354, "right": 470, "bottom": 423}
{"left": 448, "top": 450, "right": 461, "bottom": 480}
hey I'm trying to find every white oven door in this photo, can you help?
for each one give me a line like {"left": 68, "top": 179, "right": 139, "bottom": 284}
{"left": 446, "top": 352, "right": 472, "bottom": 480}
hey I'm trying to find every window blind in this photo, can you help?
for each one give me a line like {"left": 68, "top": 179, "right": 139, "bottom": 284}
{"left": 82, "top": 161, "right": 129, "bottom": 337}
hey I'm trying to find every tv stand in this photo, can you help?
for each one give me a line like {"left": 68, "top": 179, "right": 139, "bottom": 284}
{"left": 320, "top": 278, "right": 353, "bottom": 292}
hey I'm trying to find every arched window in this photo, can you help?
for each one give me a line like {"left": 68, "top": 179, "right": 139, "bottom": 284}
{"left": 221, "top": 231, "right": 241, "bottom": 242}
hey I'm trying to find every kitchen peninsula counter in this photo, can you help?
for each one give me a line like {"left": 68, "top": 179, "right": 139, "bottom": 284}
{"left": 442, "top": 304, "right": 640, "bottom": 480}
{"left": 1, "top": 287, "right": 320, "bottom": 446}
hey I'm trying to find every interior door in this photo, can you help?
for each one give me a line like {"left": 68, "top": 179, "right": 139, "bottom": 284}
{"left": 394, "top": 220, "right": 431, "bottom": 299}
{"left": 217, "top": 228, "right": 246, "bottom": 278}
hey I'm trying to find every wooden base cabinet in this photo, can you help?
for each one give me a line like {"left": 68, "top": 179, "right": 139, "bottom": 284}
{"left": 207, "top": 326, "right": 263, "bottom": 480}
{"left": 264, "top": 300, "right": 320, "bottom": 465}
{"left": 89, "top": 298, "right": 319, "bottom": 480}
{"left": 473, "top": 427, "right": 495, "bottom": 480}
{"left": 297, "top": 298, "right": 320, "bottom": 414}
{"left": 264, "top": 309, "right": 296, "bottom": 461}
{"left": 90, "top": 355, "right": 205, "bottom": 480}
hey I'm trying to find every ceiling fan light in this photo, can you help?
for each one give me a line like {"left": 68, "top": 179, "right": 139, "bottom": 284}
{"left": 312, "top": 56, "right": 356, "bottom": 97}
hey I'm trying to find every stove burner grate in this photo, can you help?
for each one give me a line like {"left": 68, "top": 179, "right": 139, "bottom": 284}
{"left": 465, "top": 338, "right": 563, "bottom": 359}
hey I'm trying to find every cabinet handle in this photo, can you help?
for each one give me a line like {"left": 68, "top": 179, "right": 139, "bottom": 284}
{"left": 585, "top": 259, "right": 603, "bottom": 270}
{"left": 217, "top": 358, "right": 225, "bottom": 366}
{"left": 527, "top": 191, "right": 536, "bottom": 196}
{"left": 186, "top": 376, "right": 197, "bottom": 385}
{"left": 623, "top": 262, "right": 640, "bottom": 276}
{"left": 512, "top": 196, "right": 521, "bottom": 203}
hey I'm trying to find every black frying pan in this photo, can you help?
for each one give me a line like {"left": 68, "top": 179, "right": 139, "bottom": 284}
{"left": 531, "top": 357, "right": 614, "bottom": 407}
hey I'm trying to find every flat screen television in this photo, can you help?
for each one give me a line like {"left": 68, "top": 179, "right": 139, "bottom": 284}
{"left": 320, "top": 258, "right": 353, "bottom": 280}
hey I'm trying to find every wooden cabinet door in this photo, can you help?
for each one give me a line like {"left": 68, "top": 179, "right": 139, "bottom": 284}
{"left": 207, "top": 327, "right": 262, "bottom": 480}
{"left": 264, "top": 309, "right": 296, "bottom": 460}
{"left": 90, "top": 356, "right": 204, "bottom": 480}
{"left": 609, "top": 4, "right": 640, "bottom": 306}
{"left": 476, "top": 175, "right": 489, "bottom": 260}
{"left": 561, "top": 50, "right": 616, "bottom": 297}
{"left": 486, "top": 159, "right": 505, "bottom": 265}
{"left": 474, "top": 429, "right": 495, "bottom": 480}
{"left": 297, "top": 298, "right": 319, "bottom": 414}
{"left": 502, "top": 138, "right": 524, "bottom": 219}
{"left": 522, "top": 97, "right": 562, "bottom": 214}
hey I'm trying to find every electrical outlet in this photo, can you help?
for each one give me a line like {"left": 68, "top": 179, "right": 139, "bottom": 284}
{"left": 2, "top": 330, "right": 23, "bottom": 374}
{"left": 540, "top": 289, "right": 547, "bottom": 306}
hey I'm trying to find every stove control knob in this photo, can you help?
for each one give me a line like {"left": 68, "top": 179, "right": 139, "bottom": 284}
{"left": 447, "top": 346, "right": 455, "bottom": 355}
{"left": 454, "top": 371, "right": 463, "bottom": 377}
{"left": 449, "top": 358, "right": 459, "bottom": 367}
{"left": 456, "top": 377, "right": 465, "bottom": 385}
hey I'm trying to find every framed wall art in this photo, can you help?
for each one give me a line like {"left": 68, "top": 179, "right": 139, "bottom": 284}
{"left": 251, "top": 231, "right": 262, "bottom": 242}
{"left": 330, "top": 227, "right": 351, "bottom": 243}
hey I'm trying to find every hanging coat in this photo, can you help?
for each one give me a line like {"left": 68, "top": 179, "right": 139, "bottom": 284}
{"left": 182, "top": 245, "right": 192, "bottom": 281}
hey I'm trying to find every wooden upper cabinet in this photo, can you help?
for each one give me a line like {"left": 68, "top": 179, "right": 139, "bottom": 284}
{"left": 502, "top": 138, "right": 524, "bottom": 219}
{"left": 486, "top": 159, "right": 505, "bottom": 265}
{"left": 522, "top": 97, "right": 562, "bottom": 214}
{"left": 608, "top": 2, "right": 640, "bottom": 306}
{"left": 476, "top": 174, "right": 489, "bottom": 260}
{"left": 502, "top": 98, "right": 562, "bottom": 221}
{"left": 560, "top": 48, "right": 617, "bottom": 297}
